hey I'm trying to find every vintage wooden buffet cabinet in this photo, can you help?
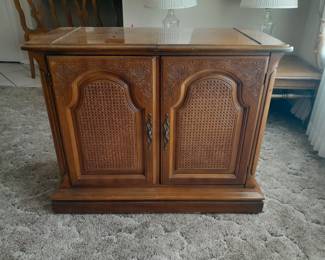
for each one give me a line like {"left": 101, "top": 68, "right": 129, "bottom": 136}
{"left": 23, "top": 27, "right": 292, "bottom": 213}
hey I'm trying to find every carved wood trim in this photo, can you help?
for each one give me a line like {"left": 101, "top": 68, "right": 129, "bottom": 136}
{"left": 68, "top": 71, "right": 141, "bottom": 113}
{"left": 49, "top": 56, "right": 153, "bottom": 103}
{"left": 172, "top": 70, "right": 244, "bottom": 110}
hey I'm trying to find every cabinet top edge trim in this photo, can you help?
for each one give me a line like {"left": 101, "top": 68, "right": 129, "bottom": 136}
{"left": 22, "top": 27, "right": 293, "bottom": 53}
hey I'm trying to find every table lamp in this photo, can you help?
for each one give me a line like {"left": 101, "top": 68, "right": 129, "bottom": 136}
{"left": 240, "top": 0, "right": 298, "bottom": 34}
{"left": 145, "top": 0, "right": 197, "bottom": 28}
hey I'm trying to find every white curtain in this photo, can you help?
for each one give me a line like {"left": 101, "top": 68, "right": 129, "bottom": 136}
{"left": 306, "top": 2, "right": 325, "bottom": 157}
{"left": 307, "top": 73, "right": 325, "bottom": 157}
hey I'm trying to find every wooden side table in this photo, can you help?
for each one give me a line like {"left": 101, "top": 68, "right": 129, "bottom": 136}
{"left": 274, "top": 55, "right": 321, "bottom": 98}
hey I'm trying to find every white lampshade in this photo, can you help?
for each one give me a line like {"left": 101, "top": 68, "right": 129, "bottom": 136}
{"left": 145, "top": 0, "right": 197, "bottom": 9}
{"left": 240, "top": 0, "right": 298, "bottom": 9}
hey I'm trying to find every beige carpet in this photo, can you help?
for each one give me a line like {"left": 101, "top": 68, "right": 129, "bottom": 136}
{"left": 0, "top": 86, "right": 325, "bottom": 260}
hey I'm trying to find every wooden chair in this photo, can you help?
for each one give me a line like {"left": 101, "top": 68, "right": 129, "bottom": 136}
{"left": 13, "top": 0, "right": 103, "bottom": 78}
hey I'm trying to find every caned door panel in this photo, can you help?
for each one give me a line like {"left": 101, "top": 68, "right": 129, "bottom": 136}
{"left": 161, "top": 56, "right": 269, "bottom": 184}
{"left": 48, "top": 56, "right": 158, "bottom": 186}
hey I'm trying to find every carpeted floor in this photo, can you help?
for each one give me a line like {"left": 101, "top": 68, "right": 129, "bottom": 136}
{"left": 0, "top": 86, "right": 325, "bottom": 260}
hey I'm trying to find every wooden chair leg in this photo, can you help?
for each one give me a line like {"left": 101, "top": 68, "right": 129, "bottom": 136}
{"left": 28, "top": 52, "right": 36, "bottom": 79}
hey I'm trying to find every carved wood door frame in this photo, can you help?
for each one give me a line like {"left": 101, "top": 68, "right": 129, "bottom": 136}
{"left": 48, "top": 56, "right": 159, "bottom": 186}
{"left": 160, "top": 56, "right": 269, "bottom": 185}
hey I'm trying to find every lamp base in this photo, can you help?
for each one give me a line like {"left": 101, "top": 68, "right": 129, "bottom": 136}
{"left": 163, "top": 9, "right": 180, "bottom": 29}
{"left": 262, "top": 9, "right": 273, "bottom": 35}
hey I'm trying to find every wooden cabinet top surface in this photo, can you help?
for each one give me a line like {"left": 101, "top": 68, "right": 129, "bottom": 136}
{"left": 22, "top": 27, "right": 292, "bottom": 54}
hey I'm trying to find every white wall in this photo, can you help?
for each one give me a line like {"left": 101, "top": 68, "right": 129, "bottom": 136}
{"left": 123, "top": 0, "right": 312, "bottom": 59}
{"left": 1, "top": 0, "right": 318, "bottom": 65}
{"left": 0, "top": 1, "right": 25, "bottom": 62}
{"left": 0, "top": 0, "right": 36, "bottom": 62}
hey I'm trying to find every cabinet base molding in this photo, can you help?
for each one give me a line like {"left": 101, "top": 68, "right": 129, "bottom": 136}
{"left": 51, "top": 185, "right": 264, "bottom": 214}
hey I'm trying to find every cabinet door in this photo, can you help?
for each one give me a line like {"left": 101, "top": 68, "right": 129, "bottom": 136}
{"left": 161, "top": 56, "right": 269, "bottom": 185}
{"left": 48, "top": 56, "right": 158, "bottom": 186}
